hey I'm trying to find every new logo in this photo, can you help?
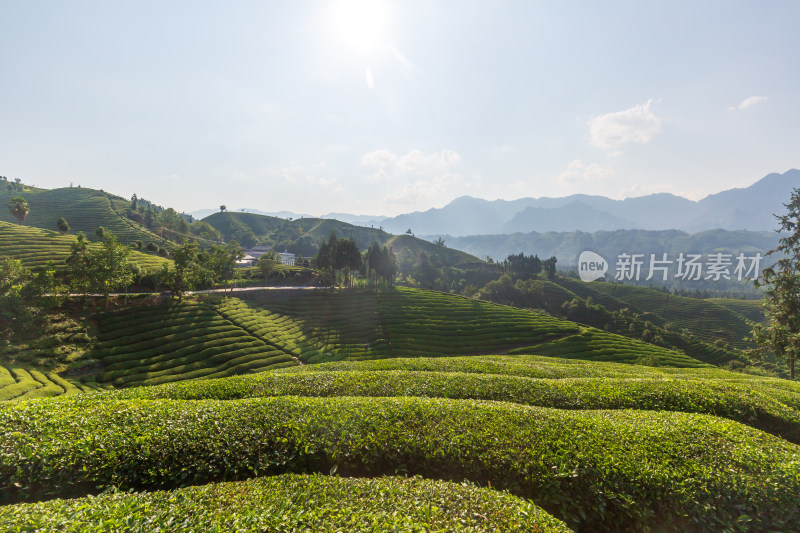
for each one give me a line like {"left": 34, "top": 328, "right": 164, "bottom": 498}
{"left": 578, "top": 251, "right": 608, "bottom": 282}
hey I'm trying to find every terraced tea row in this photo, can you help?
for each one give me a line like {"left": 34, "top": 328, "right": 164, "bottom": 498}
{"left": 568, "top": 279, "right": 756, "bottom": 349}
{"left": 2, "top": 394, "right": 798, "bottom": 531}
{"left": 114, "top": 357, "right": 800, "bottom": 444}
{"left": 89, "top": 288, "right": 708, "bottom": 390}
{"left": 0, "top": 221, "right": 169, "bottom": 271}
{"left": 240, "top": 290, "right": 387, "bottom": 362}
{"left": 0, "top": 474, "right": 570, "bottom": 533}
{"left": 377, "top": 288, "right": 579, "bottom": 355}
{"left": 510, "top": 329, "right": 709, "bottom": 367}
{"left": 0, "top": 365, "right": 96, "bottom": 401}
{"left": 0, "top": 187, "right": 168, "bottom": 246}
{"left": 93, "top": 301, "right": 298, "bottom": 387}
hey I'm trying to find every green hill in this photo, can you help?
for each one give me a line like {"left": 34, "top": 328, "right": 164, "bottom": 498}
{"left": 0, "top": 187, "right": 170, "bottom": 246}
{"left": 203, "top": 211, "right": 482, "bottom": 268}
{"left": 85, "top": 288, "right": 706, "bottom": 390}
{"left": 477, "top": 276, "right": 757, "bottom": 367}
{"left": 92, "top": 300, "right": 299, "bottom": 388}
{"left": 0, "top": 221, "right": 170, "bottom": 271}
{"left": 558, "top": 278, "right": 756, "bottom": 349}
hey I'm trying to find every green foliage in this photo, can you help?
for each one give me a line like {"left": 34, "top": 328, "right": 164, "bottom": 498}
{"left": 116, "top": 358, "right": 800, "bottom": 444}
{"left": 364, "top": 241, "right": 397, "bottom": 287}
{"left": 158, "top": 240, "right": 244, "bottom": 299}
{"left": 0, "top": 259, "right": 66, "bottom": 338}
{"left": 189, "top": 220, "right": 222, "bottom": 242}
{"left": 0, "top": 366, "right": 97, "bottom": 401}
{"left": 1, "top": 394, "right": 799, "bottom": 531}
{"left": 0, "top": 186, "right": 170, "bottom": 248}
{"left": 256, "top": 251, "right": 278, "bottom": 281}
{"left": 314, "top": 232, "right": 362, "bottom": 287}
{"left": 66, "top": 231, "right": 135, "bottom": 302}
{"left": 0, "top": 221, "right": 169, "bottom": 272}
{"left": 91, "top": 300, "right": 296, "bottom": 387}
{"left": 752, "top": 187, "right": 800, "bottom": 379}
{"left": 0, "top": 474, "right": 570, "bottom": 533}
{"left": 55, "top": 217, "right": 69, "bottom": 234}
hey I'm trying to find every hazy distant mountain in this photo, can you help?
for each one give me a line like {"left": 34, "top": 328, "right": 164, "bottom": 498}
{"left": 502, "top": 201, "right": 638, "bottom": 233}
{"left": 382, "top": 169, "right": 799, "bottom": 236}
{"left": 192, "top": 169, "right": 799, "bottom": 235}
{"left": 435, "top": 229, "right": 779, "bottom": 269}
{"left": 686, "top": 169, "right": 800, "bottom": 231}
{"left": 320, "top": 213, "right": 385, "bottom": 227}
{"left": 189, "top": 208, "right": 313, "bottom": 220}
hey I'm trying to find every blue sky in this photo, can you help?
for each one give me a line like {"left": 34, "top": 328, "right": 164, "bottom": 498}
{"left": 1, "top": 0, "right": 798, "bottom": 216}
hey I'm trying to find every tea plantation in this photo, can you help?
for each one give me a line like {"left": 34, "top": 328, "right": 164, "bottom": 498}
{"left": 0, "top": 365, "right": 98, "bottom": 401}
{"left": 0, "top": 474, "right": 571, "bottom": 532}
{"left": 2, "top": 389, "right": 798, "bottom": 531}
{"left": 87, "top": 288, "right": 709, "bottom": 390}
{"left": 558, "top": 278, "right": 756, "bottom": 349}
{"left": 0, "top": 221, "right": 170, "bottom": 271}
{"left": 3, "top": 287, "right": 798, "bottom": 531}
{"left": 93, "top": 300, "right": 298, "bottom": 388}
{"left": 0, "top": 187, "right": 168, "bottom": 246}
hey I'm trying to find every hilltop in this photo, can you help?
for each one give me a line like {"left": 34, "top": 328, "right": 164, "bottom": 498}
{"left": 202, "top": 211, "right": 482, "bottom": 269}
{"left": 0, "top": 186, "right": 170, "bottom": 246}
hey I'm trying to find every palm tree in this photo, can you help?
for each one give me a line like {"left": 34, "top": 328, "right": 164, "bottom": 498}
{"left": 8, "top": 197, "right": 29, "bottom": 225}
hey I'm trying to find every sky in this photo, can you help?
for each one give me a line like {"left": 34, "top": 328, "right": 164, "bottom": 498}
{"left": 1, "top": 0, "right": 799, "bottom": 217}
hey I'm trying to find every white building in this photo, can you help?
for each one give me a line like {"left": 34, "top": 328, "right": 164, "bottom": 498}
{"left": 276, "top": 252, "right": 295, "bottom": 266}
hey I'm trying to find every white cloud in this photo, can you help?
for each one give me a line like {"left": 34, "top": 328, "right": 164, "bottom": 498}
{"left": 359, "top": 148, "right": 462, "bottom": 186}
{"left": 359, "top": 149, "right": 397, "bottom": 168}
{"left": 728, "top": 96, "right": 768, "bottom": 111}
{"left": 395, "top": 149, "right": 426, "bottom": 173}
{"left": 589, "top": 99, "right": 662, "bottom": 150}
{"left": 439, "top": 148, "right": 461, "bottom": 165}
{"left": 557, "top": 160, "right": 615, "bottom": 184}
{"left": 385, "top": 173, "right": 460, "bottom": 204}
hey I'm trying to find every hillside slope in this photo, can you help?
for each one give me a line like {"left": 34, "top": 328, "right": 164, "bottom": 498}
{"left": 0, "top": 187, "right": 169, "bottom": 246}
{"left": 0, "top": 221, "right": 170, "bottom": 271}
{"left": 86, "top": 288, "right": 707, "bottom": 390}
{"left": 203, "top": 211, "right": 482, "bottom": 268}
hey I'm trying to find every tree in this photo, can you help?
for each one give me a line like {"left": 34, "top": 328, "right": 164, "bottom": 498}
{"left": 751, "top": 188, "right": 800, "bottom": 379}
{"left": 332, "top": 238, "right": 361, "bottom": 288}
{"left": 365, "top": 242, "right": 397, "bottom": 288}
{"left": 56, "top": 217, "right": 70, "bottom": 234}
{"left": 85, "top": 232, "right": 135, "bottom": 307}
{"left": 543, "top": 256, "right": 558, "bottom": 278}
{"left": 206, "top": 241, "right": 244, "bottom": 289}
{"left": 220, "top": 205, "right": 227, "bottom": 213}
{"left": 95, "top": 226, "right": 106, "bottom": 239}
{"left": 257, "top": 252, "right": 278, "bottom": 281}
{"left": 433, "top": 237, "right": 446, "bottom": 248}
{"left": 8, "top": 197, "right": 29, "bottom": 225}
{"left": 161, "top": 240, "right": 212, "bottom": 301}
{"left": 131, "top": 194, "right": 138, "bottom": 211}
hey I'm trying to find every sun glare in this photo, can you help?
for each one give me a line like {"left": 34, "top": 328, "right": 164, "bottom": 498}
{"left": 327, "top": 0, "right": 389, "bottom": 57}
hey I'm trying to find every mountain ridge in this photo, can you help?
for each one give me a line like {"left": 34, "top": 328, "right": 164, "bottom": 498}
{"left": 190, "top": 169, "right": 800, "bottom": 236}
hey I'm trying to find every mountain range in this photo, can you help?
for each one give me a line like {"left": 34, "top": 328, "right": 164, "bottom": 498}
{"left": 191, "top": 169, "right": 800, "bottom": 236}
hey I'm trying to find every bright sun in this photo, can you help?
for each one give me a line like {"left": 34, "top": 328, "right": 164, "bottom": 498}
{"left": 327, "top": 0, "right": 390, "bottom": 57}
